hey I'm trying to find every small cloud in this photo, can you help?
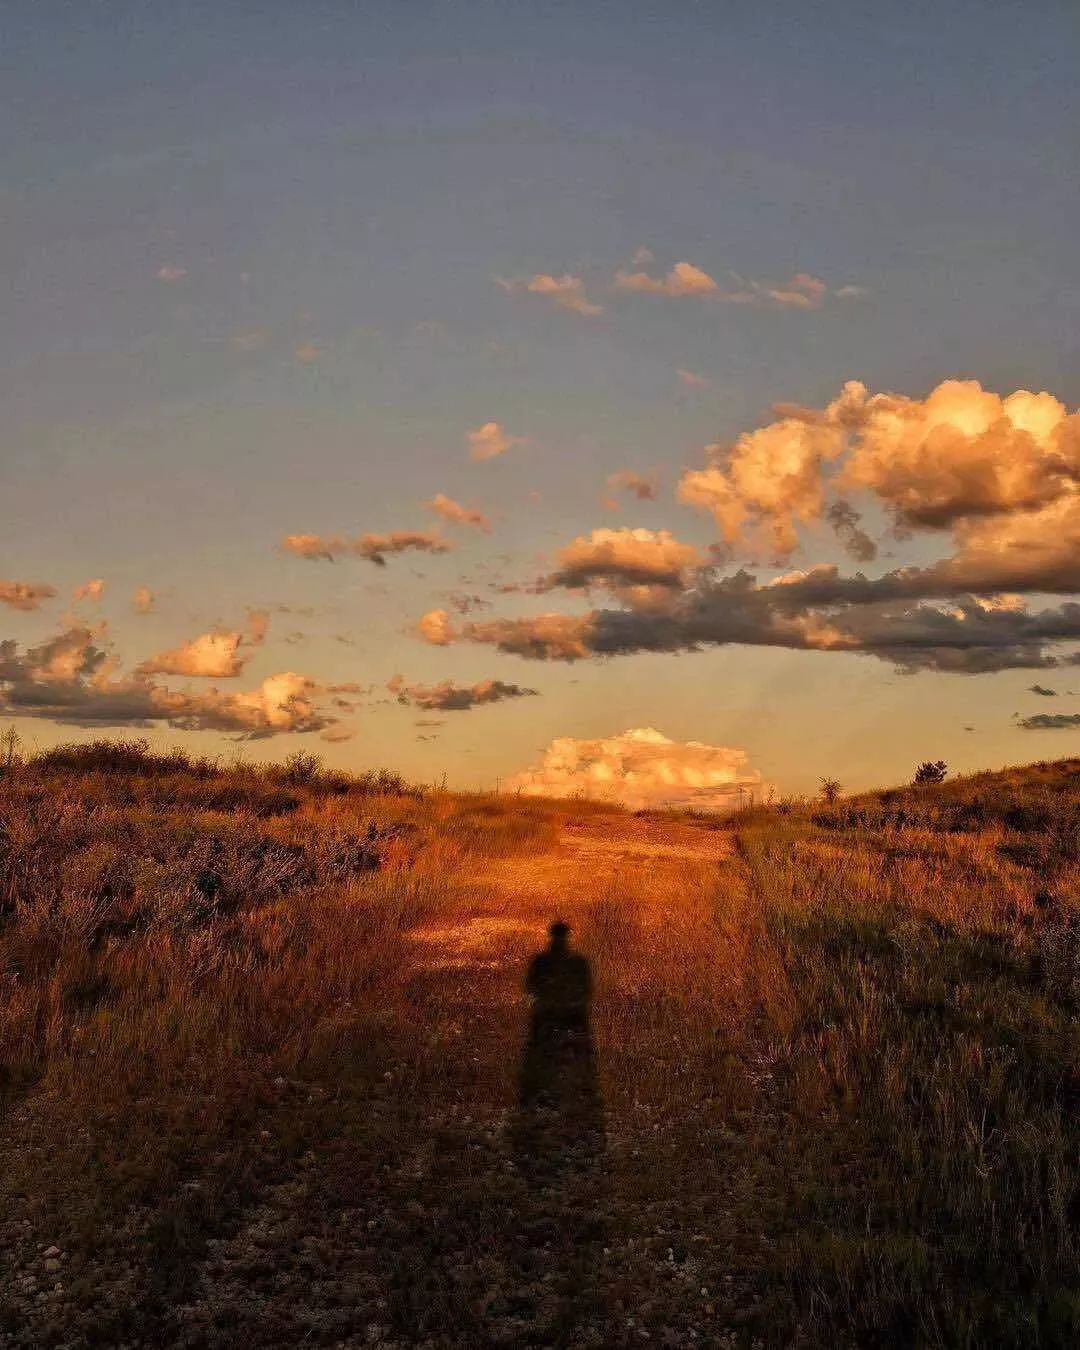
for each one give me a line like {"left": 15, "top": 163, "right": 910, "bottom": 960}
{"left": 416, "top": 608, "right": 456, "bottom": 646}
{"left": 132, "top": 586, "right": 155, "bottom": 615}
{"left": 426, "top": 492, "right": 492, "bottom": 532}
{"left": 388, "top": 673, "right": 538, "bottom": 712}
{"left": 835, "top": 284, "right": 869, "bottom": 300}
{"left": 497, "top": 273, "right": 602, "bottom": 316}
{"left": 140, "top": 612, "right": 268, "bottom": 679}
{"left": 73, "top": 578, "right": 105, "bottom": 603}
{"left": 1, "top": 580, "right": 56, "bottom": 612}
{"left": 294, "top": 342, "right": 322, "bottom": 364}
{"left": 601, "top": 470, "right": 657, "bottom": 511}
{"left": 677, "top": 369, "right": 711, "bottom": 389}
{"left": 762, "top": 272, "right": 828, "bottom": 309}
{"left": 631, "top": 246, "right": 655, "bottom": 265}
{"left": 614, "top": 260, "right": 718, "bottom": 298}
{"left": 282, "top": 530, "right": 449, "bottom": 565}
{"left": 1017, "top": 712, "right": 1080, "bottom": 730}
{"left": 467, "top": 421, "right": 524, "bottom": 461}
{"left": 156, "top": 264, "right": 187, "bottom": 282}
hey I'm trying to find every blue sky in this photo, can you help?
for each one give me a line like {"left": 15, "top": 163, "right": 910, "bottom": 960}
{"left": 2, "top": 2, "right": 1079, "bottom": 797}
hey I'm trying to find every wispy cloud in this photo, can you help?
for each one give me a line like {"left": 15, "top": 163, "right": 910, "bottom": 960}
{"left": 156, "top": 264, "right": 186, "bottom": 282}
{"left": 467, "top": 422, "right": 524, "bottom": 461}
{"left": 602, "top": 470, "right": 658, "bottom": 510}
{"left": 282, "top": 530, "right": 450, "bottom": 565}
{"left": 387, "top": 673, "right": 537, "bottom": 712}
{"left": 496, "top": 272, "right": 603, "bottom": 316}
{"left": 132, "top": 586, "right": 155, "bottom": 615}
{"left": 73, "top": 578, "right": 105, "bottom": 603}
{"left": 426, "top": 493, "right": 492, "bottom": 532}
{"left": 614, "top": 262, "right": 837, "bottom": 309}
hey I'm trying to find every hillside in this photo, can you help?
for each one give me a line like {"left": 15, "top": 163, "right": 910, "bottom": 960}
{"left": 0, "top": 742, "right": 1077, "bottom": 1348}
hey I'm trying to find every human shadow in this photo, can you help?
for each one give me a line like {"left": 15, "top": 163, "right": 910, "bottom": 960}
{"left": 514, "top": 920, "right": 605, "bottom": 1183}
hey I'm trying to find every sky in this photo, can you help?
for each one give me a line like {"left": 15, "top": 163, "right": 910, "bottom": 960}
{"left": 3, "top": 1, "right": 1080, "bottom": 804}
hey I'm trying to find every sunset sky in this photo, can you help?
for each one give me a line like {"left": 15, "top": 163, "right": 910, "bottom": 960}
{"left": 3, "top": 2, "right": 1079, "bottom": 804}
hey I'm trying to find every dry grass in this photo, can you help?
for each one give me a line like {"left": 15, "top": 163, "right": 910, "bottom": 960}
{"left": 0, "top": 740, "right": 1077, "bottom": 1347}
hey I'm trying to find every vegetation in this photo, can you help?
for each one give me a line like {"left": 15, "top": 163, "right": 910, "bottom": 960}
{"left": 0, "top": 740, "right": 1076, "bottom": 1347}
{"left": 913, "top": 759, "right": 948, "bottom": 785}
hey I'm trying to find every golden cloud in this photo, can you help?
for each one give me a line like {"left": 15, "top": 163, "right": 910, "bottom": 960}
{"left": 506, "top": 727, "right": 766, "bottom": 811}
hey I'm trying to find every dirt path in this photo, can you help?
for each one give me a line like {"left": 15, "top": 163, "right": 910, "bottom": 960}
{"left": 157, "top": 815, "right": 752, "bottom": 1348}
{"left": 409, "top": 813, "right": 734, "bottom": 973}
{"left": 3, "top": 814, "right": 762, "bottom": 1350}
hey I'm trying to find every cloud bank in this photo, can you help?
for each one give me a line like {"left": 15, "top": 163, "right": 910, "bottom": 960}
{"left": 1, "top": 626, "right": 335, "bottom": 737}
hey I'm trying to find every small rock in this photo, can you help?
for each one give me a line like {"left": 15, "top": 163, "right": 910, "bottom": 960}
{"left": 42, "top": 1246, "right": 61, "bottom": 1259}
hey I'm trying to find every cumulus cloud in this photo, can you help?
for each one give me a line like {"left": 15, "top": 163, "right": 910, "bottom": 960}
{"left": 545, "top": 528, "right": 700, "bottom": 602}
{"left": 132, "top": 586, "right": 155, "bottom": 615}
{"left": 678, "top": 379, "right": 1080, "bottom": 564}
{"left": 74, "top": 578, "right": 105, "bottom": 603}
{"left": 1017, "top": 712, "right": 1080, "bottom": 730}
{"left": 426, "top": 493, "right": 492, "bottom": 532}
{"left": 0, "top": 626, "right": 333, "bottom": 737}
{"left": 1, "top": 580, "right": 56, "bottom": 612}
{"left": 467, "top": 422, "right": 523, "bottom": 461}
{"left": 416, "top": 608, "right": 456, "bottom": 646}
{"left": 387, "top": 673, "right": 537, "bottom": 712}
{"left": 614, "top": 261, "right": 718, "bottom": 297}
{"left": 140, "top": 609, "right": 268, "bottom": 678}
{"left": 496, "top": 273, "right": 603, "bottom": 316}
{"left": 506, "top": 727, "right": 765, "bottom": 811}
{"left": 282, "top": 530, "right": 449, "bottom": 565}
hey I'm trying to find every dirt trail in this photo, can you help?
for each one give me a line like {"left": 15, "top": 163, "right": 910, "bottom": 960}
{"left": 3, "top": 814, "right": 755, "bottom": 1350}
{"left": 409, "top": 813, "right": 734, "bottom": 972}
